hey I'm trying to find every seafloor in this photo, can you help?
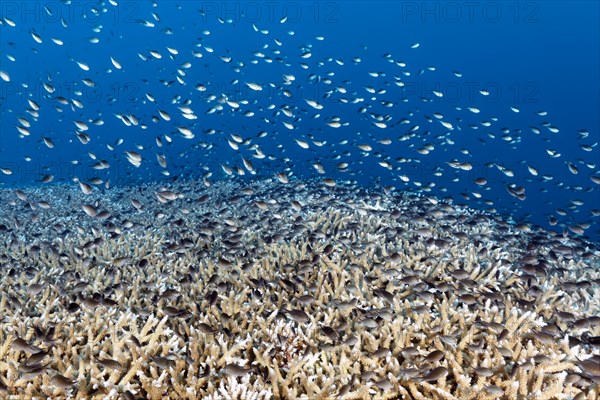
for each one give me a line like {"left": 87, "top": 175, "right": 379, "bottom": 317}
{"left": 0, "top": 178, "right": 598, "bottom": 399}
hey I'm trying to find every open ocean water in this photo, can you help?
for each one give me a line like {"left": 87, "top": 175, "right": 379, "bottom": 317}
{"left": 0, "top": 1, "right": 598, "bottom": 399}
{"left": 0, "top": 1, "right": 599, "bottom": 240}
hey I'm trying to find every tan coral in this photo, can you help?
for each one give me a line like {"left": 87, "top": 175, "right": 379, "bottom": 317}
{"left": 0, "top": 179, "right": 598, "bottom": 399}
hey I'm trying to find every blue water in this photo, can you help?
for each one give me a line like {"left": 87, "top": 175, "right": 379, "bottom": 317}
{"left": 1, "top": 1, "right": 598, "bottom": 240}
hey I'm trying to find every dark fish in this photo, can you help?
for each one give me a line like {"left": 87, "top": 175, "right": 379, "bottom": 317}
{"left": 284, "top": 309, "right": 310, "bottom": 323}
{"left": 474, "top": 367, "right": 494, "bottom": 377}
{"left": 51, "top": 374, "right": 77, "bottom": 388}
{"left": 222, "top": 363, "right": 251, "bottom": 377}
{"left": 151, "top": 356, "right": 176, "bottom": 369}
{"left": 163, "top": 306, "right": 185, "bottom": 317}
{"left": 198, "top": 323, "right": 218, "bottom": 334}
{"left": 97, "top": 357, "right": 122, "bottom": 370}
{"left": 11, "top": 337, "right": 42, "bottom": 354}
{"left": 419, "top": 366, "right": 448, "bottom": 382}
{"left": 424, "top": 349, "right": 444, "bottom": 363}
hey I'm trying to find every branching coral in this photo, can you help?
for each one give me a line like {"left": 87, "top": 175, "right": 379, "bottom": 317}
{"left": 0, "top": 179, "right": 598, "bottom": 399}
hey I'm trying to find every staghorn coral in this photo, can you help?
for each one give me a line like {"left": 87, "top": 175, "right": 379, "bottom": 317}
{"left": 0, "top": 178, "right": 598, "bottom": 399}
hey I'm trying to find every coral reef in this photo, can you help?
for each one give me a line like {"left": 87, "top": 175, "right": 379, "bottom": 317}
{"left": 0, "top": 179, "right": 598, "bottom": 399}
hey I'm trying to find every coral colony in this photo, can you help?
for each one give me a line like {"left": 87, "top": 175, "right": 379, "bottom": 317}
{"left": 0, "top": 179, "right": 598, "bottom": 399}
